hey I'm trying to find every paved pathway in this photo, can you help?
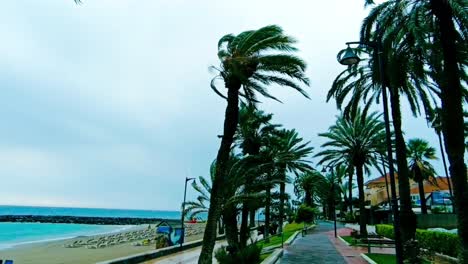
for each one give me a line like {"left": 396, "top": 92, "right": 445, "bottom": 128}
{"left": 145, "top": 241, "right": 226, "bottom": 264}
{"left": 279, "top": 221, "right": 348, "bottom": 264}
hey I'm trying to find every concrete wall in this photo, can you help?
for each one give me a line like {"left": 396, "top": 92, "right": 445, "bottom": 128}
{"left": 97, "top": 235, "right": 225, "bottom": 264}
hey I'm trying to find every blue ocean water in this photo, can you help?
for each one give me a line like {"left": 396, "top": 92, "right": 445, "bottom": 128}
{"left": 0, "top": 205, "right": 181, "bottom": 219}
{"left": 0, "top": 205, "right": 182, "bottom": 249}
{"left": 0, "top": 223, "right": 126, "bottom": 249}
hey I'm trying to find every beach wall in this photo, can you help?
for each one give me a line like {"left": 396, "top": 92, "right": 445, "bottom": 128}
{"left": 0, "top": 215, "right": 181, "bottom": 226}
{"left": 97, "top": 235, "right": 225, "bottom": 264}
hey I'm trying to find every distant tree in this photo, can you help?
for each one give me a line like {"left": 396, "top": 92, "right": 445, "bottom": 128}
{"left": 406, "top": 138, "right": 437, "bottom": 214}
{"left": 316, "top": 110, "right": 386, "bottom": 236}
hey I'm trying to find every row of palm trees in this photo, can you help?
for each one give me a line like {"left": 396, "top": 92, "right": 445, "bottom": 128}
{"left": 72, "top": 0, "right": 466, "bottom": 262}
{"left": 197, "top": 8, "right": 466, "bottom": 261}
{"left": 185, "top": 103, "right": 313, "bottom": 251}
{"left": 197, "top": 25, "right": 312, "bottom": 263}
{"left": 328, "top": 0, "right": 467, "bottom": 261}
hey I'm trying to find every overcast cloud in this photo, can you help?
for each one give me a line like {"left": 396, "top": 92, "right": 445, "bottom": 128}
{"left": 0, "top": 0, "right": 443, "bottom": 211}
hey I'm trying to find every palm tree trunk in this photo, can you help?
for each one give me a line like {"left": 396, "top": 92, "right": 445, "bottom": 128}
{"left": 249, "top": 210, "right": 256, "bottom": 228}
{"left": 380, "top": 155, "right": 392, "bottom": 209}
{"left": 239, "top": 206, "right": 249, "bottom": 248}
{"left": 217, "top": 219, "right": 224, "bottom": 235}
{"left": 348, "top": 167, "right": 354, "bottom": 212}
{"left": 278, "top": 172, "right": 286, "bottom": 234}
{"left": 417, "top": 177, "right": 427, "bottom": 214}
{"left": 438, "top": 132, "right": 454, "bottom": 199}
{"left": 198, "top": 82, "right": 240, "bottom": 264}
{"left": 223, "top": 206, "right": 239, "bottom": 247}
{"left": 356, "top": 165, "right": 367, "bottom": 237}
{"left": 305, "top": 190, "right": 312, "bottom": 207}
{"left": 430, "top": 1, "right": 468, "bottom": 261}
{"left": 389, "top": 88, "right": 416, "bottom": 242}
{"left": 264, "top": 184, "right": 271, "bottom": 242}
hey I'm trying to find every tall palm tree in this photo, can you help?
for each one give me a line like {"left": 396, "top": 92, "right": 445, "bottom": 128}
{"left": 200, "top": 25, "right": 309, "bottom": 263}
{"left": 294, "top": 170, "right": 323, "bottom": 207}
{"left": 426, "top": 6, "right": 468, "bottom": 258}
{"left": 185, "top": 156, "right": 269, "bottom": 247}
{"left": 407, "top": 138, "right": 438, "bottom": 214}
{"left": 329, "top": 35, "right": 431, "bottom": 243}
{"left": 236, "top": 103, "right": 279, "bottom": 245}
{"left": 427, "top": 107, "right": 453, "bottom": 198}
{"left": 316, "top": 169, "right": 343, "bottom": 220}
{"left": 316, "top": 110, "right": 386, "bottom": 237}
{"left": 268, "top": 129, "right": 313, "bottom": 233}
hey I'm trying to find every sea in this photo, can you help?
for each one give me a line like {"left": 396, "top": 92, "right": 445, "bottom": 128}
{"left": 0, "top": 205, "right": 181, "bottom": 250}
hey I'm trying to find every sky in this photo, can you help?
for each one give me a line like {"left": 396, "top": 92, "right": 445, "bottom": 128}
{"left": 0, "top": 0, "right": 444, "bottom": 211}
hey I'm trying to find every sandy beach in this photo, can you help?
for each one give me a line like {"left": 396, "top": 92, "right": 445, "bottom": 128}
{"left": 0, "top": 223, "right": 206, "bottom": 264}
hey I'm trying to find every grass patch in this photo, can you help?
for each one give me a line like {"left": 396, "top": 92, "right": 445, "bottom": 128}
{"left": 340, "top": 235, "right": 358, "bottom": 245}
{"left": 256, "top": 222, "right": 309, "bottom": 248}
{"left": 340, "top": 236, "right": 395, "bottom": 248}
{"left": 259, "top": 253, "right": 270, "bottom": 261}
{"left": 365, "top": 254, "right": 430, "bottom": 264}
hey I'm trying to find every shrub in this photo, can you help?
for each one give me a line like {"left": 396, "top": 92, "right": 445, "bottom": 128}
{"left": 375, "top": 224, "right": 460, "bottom": 258}
{"left": 375, "top": 224, "right": 395, "bottom": 239}
{"left": 295, "top": 205, "right": 316, "bottom": 223}
{"left": 155, "top": 235, "right": 169, "bottom": 249}
{"left": 416, "top": 229, "right": 459, "bottom": 258}
{"left": 344, "top": 212, "right": 356, "bottom": 223}
{"left": 215, "top": 244, "right": 262, "bottom": 264}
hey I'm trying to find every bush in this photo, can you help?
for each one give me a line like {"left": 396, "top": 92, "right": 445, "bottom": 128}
{"left": 155, "top": 235, "right": 169, "bottom": 249}
{"left": 215, "top": 244, "right": 262, "bottom": 264}
{"left": 295, "top": 205, "right": 316, "bottom": 223}
{"left": 416, "top": 229, "right": 459, "bottom": 258}
{"left": 375, "top": 224, "right": 395, "bottom": 239}
{"left": 375, "top": 224, "right": 460, "bottom": 258}
{"left": 344, "top": 212, "right": 356, "bottom": 223}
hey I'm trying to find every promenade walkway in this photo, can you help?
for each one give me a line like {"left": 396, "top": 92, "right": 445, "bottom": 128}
{"left": 279, "top": 221, "right": 347, "bottom": 264}
{"left": 145, "top": 241, "right": 226, "bottom": 264}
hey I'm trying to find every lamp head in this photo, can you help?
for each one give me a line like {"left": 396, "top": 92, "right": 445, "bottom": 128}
{"left": 339, "top": 46, "right": 361, "bottom": 66}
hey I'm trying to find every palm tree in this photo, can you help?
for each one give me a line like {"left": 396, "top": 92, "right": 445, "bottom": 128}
{"left": 316, "top": 169, "right": 343, "bottom": 220}
{"left": 236, "top": 103, "right": 279, "bottom": 245}
{"left": 268, "top": 129, "right": 313, "bottom": 233}
{"left": 427, "top": 107, "right": 453, "bottom": 198}
{"left": 294, "top": 170, "right": 323, "bottom": 207}
{"left": 185, "top": 156, "right": 269, "bottom": 247}
{"left": 426, "top": 6, "right": 468, "bottom": 259}
{"left": 407, "top": 138, "right": 438, "bottom": 214}
{"left": 316, "top": 110, "right": 386, "bottom": 237}
{"left": 200, "top": 25, "right": 309, "bottom": 263}
{"left": 329, "top": 39, "right": 428, "bottom": 243}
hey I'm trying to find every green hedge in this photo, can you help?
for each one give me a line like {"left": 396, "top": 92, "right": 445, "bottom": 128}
{"left": 375, "top": 224, "right": 459, "bottom": 258}
{"left": 375, "top": 224, "right": 395, "bottom": 239}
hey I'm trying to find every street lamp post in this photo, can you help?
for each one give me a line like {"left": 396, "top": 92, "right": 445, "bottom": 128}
{"left": 337, "top": 38, "right": 403, "bottom": 264}
{"left": 181, "top": 177, "right": 195, "bottom": 247}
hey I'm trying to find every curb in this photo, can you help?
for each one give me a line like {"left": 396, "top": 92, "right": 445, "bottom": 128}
{"left": 360, "top": 253, "right": 378, "bottom": 264}
{"left": 337, "top": 235, "right": 350, "bottom": 246}
{"left": 284, "top": 231, "right": 300, "bottom": 245}
{"left": 435, "top": 252, "right": 459, "bottom": 263}
{"left": 261, "top": 248, "right": 283, "bottom": 264}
